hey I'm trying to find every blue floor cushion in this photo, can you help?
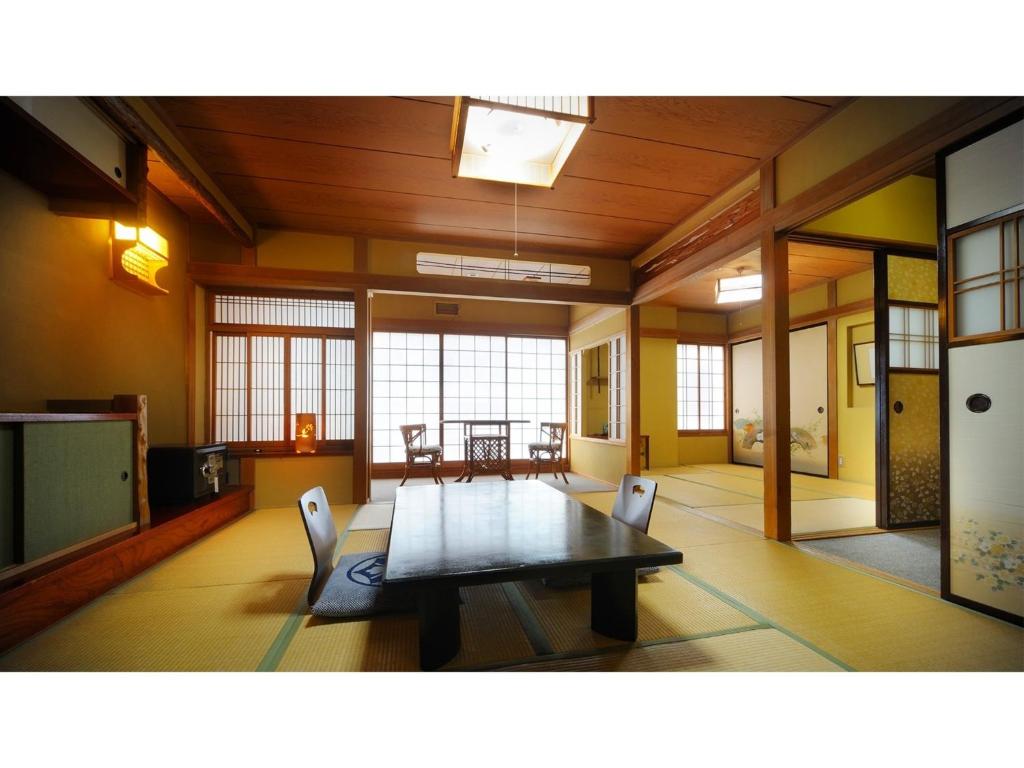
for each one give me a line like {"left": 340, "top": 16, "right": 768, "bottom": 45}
{"left": 311, "top": 551, "right": 415, "bottom": 618}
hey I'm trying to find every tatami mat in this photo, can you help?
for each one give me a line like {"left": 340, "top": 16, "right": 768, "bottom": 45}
{"left": 667, "top": 472, "right": 839, "bottom": 501}
{"left": 0, "top": 579, "right": 306, "bottom": 671}
{"left": 514, "top": 568, "right": 758, "bottom": 655}
{"left": 348, "top": 503, "right": 394, "bottom": 530}
{"left": 339, "top": 528, "right": 390, "bottom": 555}
{"left": 681, "top": 540, "right": 1024, "bottom": 671}
{"left": 646, "top": 474, "right": 760, "bottom": 508}
{"left": 496, "top": 628, "right": 842, "bottom": 672}
{"left": 690, "top": 463, "right": 876, "bottom": 501}
{"left": 700, "top": 498, "right": 876, "bottom": 536}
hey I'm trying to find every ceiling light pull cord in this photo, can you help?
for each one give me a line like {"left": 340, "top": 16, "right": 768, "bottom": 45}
{"left": 513, "top": 183, "right": 519, "bottom": 259}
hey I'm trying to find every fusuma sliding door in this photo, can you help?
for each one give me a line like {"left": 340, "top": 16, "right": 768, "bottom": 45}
{"left": 730, "top": 324, "right": 828, "bottom": 476}
{"left": 940, "top": 115, "right": 1024, "bottom": 624}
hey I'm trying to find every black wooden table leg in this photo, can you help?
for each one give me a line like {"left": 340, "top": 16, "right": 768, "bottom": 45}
{"left": 591, "top": 569, "right": 638, "bottom": 641}
{"left": 417, "top": 586, "right": 461, "bottom": 670}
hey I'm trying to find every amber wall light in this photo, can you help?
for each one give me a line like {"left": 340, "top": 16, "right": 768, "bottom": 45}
{"left": 295, "top": 413, "right": 317, "bottom": 454}
{"left": 111, "top": 222, "right": 169, "bottom": 295}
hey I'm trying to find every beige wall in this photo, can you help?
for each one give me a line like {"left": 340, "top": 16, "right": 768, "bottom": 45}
{"left": 838, "top": 311, "right": 876, "bottom": 485}
{"left": 0, "top": 171, "right": 189, "bottom": 444}
{"left": 253, "top": 455, "right": 353, "bottom": 508}
{"left": 372, "top": 293, "right": 569, "bottom": 330}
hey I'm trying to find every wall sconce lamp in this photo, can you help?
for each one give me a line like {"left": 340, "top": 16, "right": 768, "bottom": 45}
{"left": 110, "top": 222, "right": 169, "bottom": 296}
{"left": 295, "top": 413, "right": 317, "bottom": 454}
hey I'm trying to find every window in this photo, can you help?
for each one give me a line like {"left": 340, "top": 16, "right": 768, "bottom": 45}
{"left": 371, "top": 332, "right": 441, "bottom": 463}
{"left": 607, "top": 334, "right": 625, "bottom": 440}
{"left": 888, "top": 305, "right": 938, "bottom": 370}
{"left": 370, "top": 332, "right": 568, "bottom": 464}
{"left": 569, "top": 351, "right": 582, "bottom": 436}
{"left": 210, "top": 291, "right": 355, "bottom": 449}
{"left": 676, "top": 343, "right": 725, "bottom": 432}
{"left": 949, "top": 211, "right": 1023, "bottom": 341}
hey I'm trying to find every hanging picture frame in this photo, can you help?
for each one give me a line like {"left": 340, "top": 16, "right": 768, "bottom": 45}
{"left": 853, "top": 341, "right": 876, "bottom": 385}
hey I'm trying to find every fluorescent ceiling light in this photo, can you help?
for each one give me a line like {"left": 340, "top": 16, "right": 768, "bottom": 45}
{"left": 417, "top": 252, "right": 591, "bottom": 285}
{"left": 715, "top": 273, "right": 762, "bottom": 304}
{"left": 452, "top": 97, "right": 592, "bottom": 187}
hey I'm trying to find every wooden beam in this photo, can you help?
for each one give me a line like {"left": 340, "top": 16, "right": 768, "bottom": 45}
{"left": 626, "top": 306, "right": 642, "bottom": 475}
{"left": 352, "top": 288, "right": 371, "bottom": 504}
{"left": 188, "top": 261, "right": 631, "bottom": 306}
{"left": 826, "top": 281, "right": 839, "bottom": 479}
{"left": 727, "top": 298, "right": 874, "bottom": 343}
{"left": 762, "top": 232, "right": 791, "bottom": 542}
{"left": 93, "top": 97, "right": 255, "bottom": 247}
{"left": 633, "top": 97, "right": 1022, "bottom": 306}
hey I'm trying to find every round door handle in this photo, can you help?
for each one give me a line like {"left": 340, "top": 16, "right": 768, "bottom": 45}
{"left": 893, "top": 401, "right": 904, "bottom": 414}
{"left": 120, "top": 471, "right": 129, "bottom": 481}
{"left": 966, "top": 393, "right": 992, "bottom": 413}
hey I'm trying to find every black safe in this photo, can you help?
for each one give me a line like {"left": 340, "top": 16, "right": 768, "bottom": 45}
{"left": 148, "top": 443, "right": 229, "bottom": 506}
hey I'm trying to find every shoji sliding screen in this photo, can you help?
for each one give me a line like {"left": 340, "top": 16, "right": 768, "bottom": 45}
{"left": 941, "top": 116, "right": 1024, "bottom": 623}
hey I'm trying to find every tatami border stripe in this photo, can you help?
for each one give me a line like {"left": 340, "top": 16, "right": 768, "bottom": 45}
{"left": 667, "top": 564, "right": 854, "bottom": 671}
{"left": 454, "top": 623, "right": 769, "bottom": 671}
{"left": 257, "top": 521, "right": 354, "bottom": 672}
{"left": 501, "top": 582, "right": 555, "bottom": 656}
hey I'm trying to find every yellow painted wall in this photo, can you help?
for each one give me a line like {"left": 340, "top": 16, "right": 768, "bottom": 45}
{"left": 253, "top": 455, "right": 353, "bottom": 508}
{"left": 191, "top": 222, "right": 242, "bottom": 264}
{"left": 568, "top": 437, "right": 624, "bottom": 486}
{"left": 0, "top": 171, "right": 188, "bottom": 444}
{"left": 372, "top": 293, "right": 569, "bottom": 329}
{"left": 569, "top": 309, "right": 625, "bottom": 351}
{"left": 639, "top": 305, "right": 676, "bottom": 330}
{"left": 678, "top": 435, "right": 729, "bottom": 464}
{"left": 639, "top": 337, "right": 677, "bottom": 467}
{"left": 802, "top": 176, "right": 938, "bottom": 246}
{"left": 257, "top": 229, "right": 355, "bottom": 271}
{"left": 837, "top": 269, "right": 874, "bottom": 305}
{"left": 777, "top": 97, "right": 959, "bottom": 203}
{"left": 678, "top": 311, "right": 728, "bottom": 336}
{"left": 838, "top": 311, "right": 876, "bottom": 485}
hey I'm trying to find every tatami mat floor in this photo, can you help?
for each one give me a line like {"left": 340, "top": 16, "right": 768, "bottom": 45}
{"left": 645, "top": 463, "right": 877, "bottom": 535}
{"left": 1, "top": 471, "right": 1021, "bottom": 672}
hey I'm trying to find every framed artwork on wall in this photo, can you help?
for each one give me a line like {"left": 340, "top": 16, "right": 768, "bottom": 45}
{"left": 854, "top": 341, "right": 876, "bottom": 386}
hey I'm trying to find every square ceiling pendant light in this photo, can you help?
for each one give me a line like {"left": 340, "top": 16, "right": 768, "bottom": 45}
{"left": 715, "top": 273, "right": 763, "bottom": 304}
{"left": 451, "top": 97, "right": 594, "bottom": 187}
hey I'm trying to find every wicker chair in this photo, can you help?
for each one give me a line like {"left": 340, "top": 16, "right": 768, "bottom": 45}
{"left": 526, "top": 422, "right": 567, "bottom": 483}
{"left": 399, "top": 424, "right": 444, "bottom": 487}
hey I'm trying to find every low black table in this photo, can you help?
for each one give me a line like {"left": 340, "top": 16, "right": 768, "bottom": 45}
{"left": 385, "top": 480, "right": 683, "bottom": 670}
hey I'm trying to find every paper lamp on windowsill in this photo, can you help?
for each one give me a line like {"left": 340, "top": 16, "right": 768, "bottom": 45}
{"left": 296, "top": 413, "right": 317, "bottom": 454}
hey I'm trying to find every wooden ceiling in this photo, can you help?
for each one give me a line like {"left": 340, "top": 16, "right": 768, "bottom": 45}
{"left": 146, "top": 96, "right": 842, "bottom": 259}
{"left": 650, "top": 241, "right": 873, "bottom": 312}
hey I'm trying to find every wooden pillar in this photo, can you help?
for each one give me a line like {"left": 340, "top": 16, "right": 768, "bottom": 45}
{"left": 627, "top": 305, "right": 642, "bottom": 475}
{"left": 826, "top": 280, "right": 839, "bottom": 479}
{"left": 353, "top": 287, "right": 371, "bottom": 504}
{"left": 113, "top": 394, "right": 150, "bottom": 531}
{"left": 761, "top": 232, "right": 791, "bottom": 541}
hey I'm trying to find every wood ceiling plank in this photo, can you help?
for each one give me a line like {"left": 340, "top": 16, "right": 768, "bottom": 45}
{"left": 146, "top": 155, "right": 220, "bottom": 224}
{"left": 248, "top": 208, "right": 635, "bottom": 259}
{"left": 176, "top": 127, "right": 708, "bottom": 226}
{"left": 219, "top": 175, "right": 665, "bottom": 248}
{"left": 563, "top": 129, "right": 759, "bottom": 196}
{"left": 591, "top": 97, "right": 831, "bottom": 159}
{"left": 155, "top": 96, "right": 452, "bottom": 158}
{"left": 788, "top": 240, "right": 873, "bottom": 264}
{"left": 788, "top": 255, "right": 873, "bottom": 279}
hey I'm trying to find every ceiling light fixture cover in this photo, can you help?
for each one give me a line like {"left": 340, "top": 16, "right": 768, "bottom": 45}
{"left": 715, "top": 273, "right": 762, "bottom": 304}
{"left": 451, "top": 96, "right": 593, "bottom": 187}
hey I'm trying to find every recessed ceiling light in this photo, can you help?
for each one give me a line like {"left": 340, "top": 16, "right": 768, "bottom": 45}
{"left": 451, "top": 97, "right": 593, "bottom": 187}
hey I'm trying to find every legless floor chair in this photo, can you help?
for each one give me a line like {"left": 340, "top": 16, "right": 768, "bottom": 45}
{"left": 298, "top": 486, "right": 412, "bottom": 618}
{"left": 544, "top": 474, "right": 661, "bottom": 588}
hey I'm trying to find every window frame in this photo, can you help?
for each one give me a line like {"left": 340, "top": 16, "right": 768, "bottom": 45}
{"left": 367, "top": 325, "right": 570, "bottom": 465}
{"left": 207, "top": 288, "right": 356, "bottom": 456}
{"left": 887, "top": 301, "right": 940, "bottom": 374}
{"left": 676, "top": 340, "right": 729, "bottom": 437}
{"left": 947, "top": 210, "right": 1024, "bottom": 346}
{"left": 568, "top": 333, "right": 627, "bottom": 445}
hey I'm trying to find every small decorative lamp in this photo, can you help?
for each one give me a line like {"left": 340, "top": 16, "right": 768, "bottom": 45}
{"left": 110, "top": 222, "right": 170, "bottom": 295}
{"left": 295, "top": 413, "right": 317, "bottom": 454}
